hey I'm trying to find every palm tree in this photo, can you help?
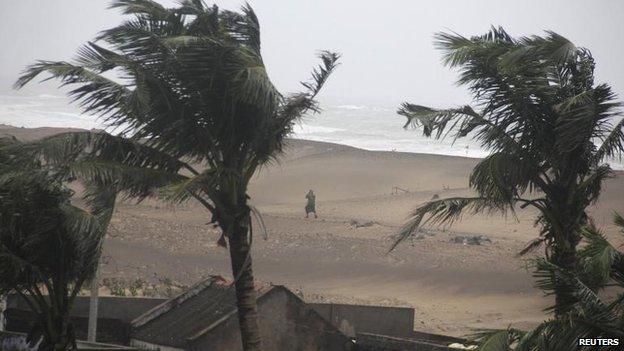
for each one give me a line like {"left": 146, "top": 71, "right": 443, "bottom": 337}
{"left": 15, "top": 1, "right": 339, "bottom": 349}
{"left": 2, "top": 135, "right": 124, "bottom": 344}
{"left": 21, "top": 129, "right": 184, "bottom": 342}
{"left": 396, "top": 27, "right": 622, "bottom": 313}
{"left": 471, "top": 213, "right": 624, "bottom": 351}
{"left": 0, "top": 138, "right": 106, "bottom": 351}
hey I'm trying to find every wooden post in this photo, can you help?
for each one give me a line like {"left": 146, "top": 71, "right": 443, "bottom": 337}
{"left": 87, "top": 264, "right": 100, "bottom": 342}
{"left": 0, "top": 295, "right": 6, "bottom": 331}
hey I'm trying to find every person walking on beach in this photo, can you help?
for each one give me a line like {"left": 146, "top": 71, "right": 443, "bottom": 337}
{"left": 305, "top": 189, "right": 317, "bottom": 218}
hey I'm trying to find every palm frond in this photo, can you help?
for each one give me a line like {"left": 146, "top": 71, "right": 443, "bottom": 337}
{"left": 500, "top": 31, "right": 576, "bottom": 70}
{"left": 470, "top": 152, "right": 542, "bottom": 206}
{"left": 235, "top": 3, "right": 262, "bottom": 55}
{"left": 26, "top": 131, "right": 190, "bottom": 175}
{"left": 397, "top": 104, "right": 479, "bottom": 138}
{"left": 579, "top": 225, "right": 617, "bottom": 286}
{"left": 301, "top": 51, "right": 341, "bottom": 97}
{"left": 571, "top": 164, "right": 613, "bottom": 207}
{"left": 468, "top": 328, "right": 524, "bottom": 351}
{"left": 82, "top": 183, "right": 118, "bottom": 225}
{"left": 158, "top": 169, "right": 217, "bottom": 204}
{"left": 433, "top": 31, "right": 475, "bottom": 68}
{"left": 614, "top": 211, "right": 624, "bottom": 230}
{"left": 69, "top": 159, "right": 185, "bottom": 200}
{"left": 14, "top": 61, "right": 136, "bottom": 123}
{"left": 596, "top": 117, "right": 624, "bottom": 162}
{"left": 555, "top": 84, "right": 620, "bottom": 154}
{"left": 532, "top": 258, "right": 614, "bottom": 319}
{"left": 263, "top": 51, "right": 340, "bottom": 163}
{"left": 518, "top": 237, "right": 546, "bottom": 256}
{"left": 249, "top": 205, "right": 268, "bottom": 241}
{"left": 109, "top": 0, "right": 171, "bottom": 18}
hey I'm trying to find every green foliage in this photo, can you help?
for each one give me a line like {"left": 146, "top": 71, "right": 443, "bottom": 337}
{"left": 15, "top": 0, "right": 339, "bottom": 215}
{"left": 0, "top": 139, "right": 106, "bottom": 351}
{"left": 100, "top": 276, "right": 187, "bottom": 298}
{"left": 0, "top": 146, "right": 103, "bottom": 297}
{"left": 471, "top": 214, "right": 624, "bottom": 351}
{"left": 396, "top": 27, "right": 622, "bottom": 276}
{"left": 15, "top": 1, "right": 339, "bottom": 348}
{"left": 101, "top": 278, "right": 127, "bottom": 297}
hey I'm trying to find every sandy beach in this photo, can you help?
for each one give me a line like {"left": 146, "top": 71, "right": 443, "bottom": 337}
{"left": 3, "top": 124, "right": 623, "bottom": 337}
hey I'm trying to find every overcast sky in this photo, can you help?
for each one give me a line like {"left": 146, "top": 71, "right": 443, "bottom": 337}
{"left": 1, "top": 0, "right": 623, "bottom": 107}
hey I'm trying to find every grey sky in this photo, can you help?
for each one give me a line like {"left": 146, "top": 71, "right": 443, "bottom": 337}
{"left": 1, "top": 0, "right": 623, "bottom": 107}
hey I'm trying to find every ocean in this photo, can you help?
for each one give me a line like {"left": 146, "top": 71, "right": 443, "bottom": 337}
{"left": 1, "top": 94, "right": 622, "bottom": 170}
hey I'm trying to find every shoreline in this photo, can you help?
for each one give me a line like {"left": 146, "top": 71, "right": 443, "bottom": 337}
{"left": 0, "top": 123, "right": 624, "bottom": 173}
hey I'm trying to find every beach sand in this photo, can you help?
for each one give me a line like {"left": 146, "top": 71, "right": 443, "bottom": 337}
{"left": 3, "top": 124, "right": 623, "bottom": 336}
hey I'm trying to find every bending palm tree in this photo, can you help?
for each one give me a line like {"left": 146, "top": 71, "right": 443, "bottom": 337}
{"left": 3, "top": 135, "right": 122, "bottom": 343}
{"left": 0, "top": 138, "right": 107, "bottom": 351}
{"left": 472, "top": 213, "right": 624, "bottom": 351}
{"left": 396, "top": 27, "right": 622, "bottom": 314}
{"left": 16, "top": 1, "right": 339, "bottom": 349}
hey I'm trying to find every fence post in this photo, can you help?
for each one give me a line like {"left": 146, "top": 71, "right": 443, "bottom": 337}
{"left": 0, "top": 294, "right": 6, "bottom": 331}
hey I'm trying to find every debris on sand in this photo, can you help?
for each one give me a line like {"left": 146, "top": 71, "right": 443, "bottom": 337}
{"left": 349, "top": 219, "right": 379, "bottom": 228}
{"left": 413, "top": 230, "right": 437, "bottom": 240}
{"left": 450, "top": 235, "right": 491, "bottom": 245}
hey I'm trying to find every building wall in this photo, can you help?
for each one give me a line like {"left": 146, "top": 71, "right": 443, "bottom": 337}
{"left": 0, "top": 331, "right": 140, "bottom": 351}
{"left": 190, "top": 288, "right": 354, "bottom": 351}
{"left": 130, "top": 339, "right": 184, "bottom": 351}
{"left": 355, "top": 333, "right": 452, "bottom": 351}
{"left": 309, "top": 303, "right": 414, "bottom": 338}
{"left": 5, "top": 311, "right": 130, "bottom": 345}
{"left": 6, "top": 295, "right": 167, "bottom": 322}
{"left": 5, "top": 295, "right": 166, "bottom": 345}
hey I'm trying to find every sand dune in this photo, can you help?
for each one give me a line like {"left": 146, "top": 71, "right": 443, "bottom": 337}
{"left": 2, "top": 125, "right": 623, "bottom": 336}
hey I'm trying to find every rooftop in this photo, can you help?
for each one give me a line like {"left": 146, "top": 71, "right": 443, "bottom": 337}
{"left": 131, "top": 276, "right": 274, "bottom": 349}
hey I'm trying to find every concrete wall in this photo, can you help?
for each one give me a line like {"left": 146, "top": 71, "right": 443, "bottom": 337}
{"left": 130, "top": 339, "right": 183, "bottom": 351}
{"left": 6, "top": 295, "right": 167, "bottom": 322}
{"left": 6, "top": 309, "right": 132, "bottom": 345}
{"left": 190, "top": 288, "right": 354, "bottom": 351}
{"left": 0, "top": 331, "right": 139, "bottom": 351}
{"left": 309, "top": 303, "right": 415, "bottom": 338}
{"left": 5, "top": 295, "right": 166, "bottom": 345}
{"left": 355, "top": 333, "right": 452, "bottom": 351}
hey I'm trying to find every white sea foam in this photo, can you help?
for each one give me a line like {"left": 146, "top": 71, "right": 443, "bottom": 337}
{"left": 292, "top": 124, "right": 346, "bottom": 135}
{"left": 37, "top": 94, "right": 64, "bottom": 99}
{"left": 0, "top": 95, "right": 622, "bottom": 170}
{"left": 337, "top": 104, "right": 367, "bottom": 110}
{"left": 0, "top": 94, "right": 103, "bottom": 129}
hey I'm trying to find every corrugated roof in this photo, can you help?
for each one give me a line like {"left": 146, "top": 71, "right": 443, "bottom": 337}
{"left": 130, "top": 277, "right": 273, "bottom": 349}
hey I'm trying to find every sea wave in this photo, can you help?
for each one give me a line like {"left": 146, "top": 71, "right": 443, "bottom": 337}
{"left": 336, "top": 104, "right": 367, "bottom": 110}
{"left": 37, "top": 94, "right": 64, "bottom": 99}
{"left": 292, "top": 124, "right": 346, "bottom": 134}
{"left": 0, "top": 96, "right": 622, "bottom": 170}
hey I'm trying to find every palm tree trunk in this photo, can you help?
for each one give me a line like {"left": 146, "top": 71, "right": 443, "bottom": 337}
{"left": 42, "top": 308, "right": 74, "bottom": 351}
{"left": 552, "top": 245, "right": 579, "bottom": 316}
{"left": 227, "top": 220, "right": 262, "bottom": 351}
{"left": 546, "top": 196, "right": 585, "bottom": 316}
